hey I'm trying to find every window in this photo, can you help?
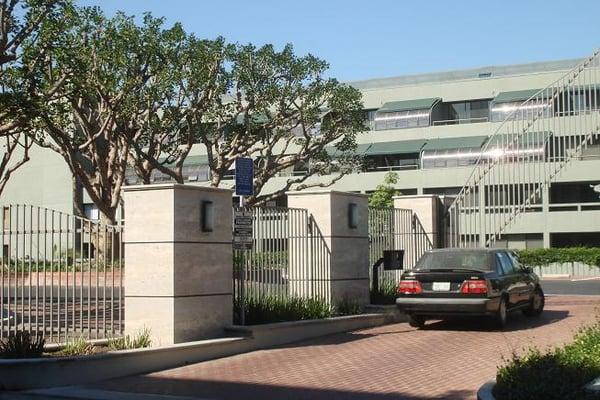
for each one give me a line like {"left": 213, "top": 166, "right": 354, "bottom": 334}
{"left": 374, "top": 109, "right": 430, "bottom": 130}
{"left": 434, "top": 100, "right": 491, "bottom": 125}
{"left": 490, "top": 98, "right": 551, "bottom": 122}
{"left": 496, "top": 252, "right": 515, "bottom": 275}
{"left": 364, "top": 154, "right": 420, "bottom": 172}
{"left": 83, "top": 203, "right": 99, "bottom": 220}
{"left": 421, "top": 147, "right": 482, "bottom": 169}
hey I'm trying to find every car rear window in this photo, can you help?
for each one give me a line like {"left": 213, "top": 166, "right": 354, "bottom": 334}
{"left": 415, "top": 251, "right": 492, "bottom": 271}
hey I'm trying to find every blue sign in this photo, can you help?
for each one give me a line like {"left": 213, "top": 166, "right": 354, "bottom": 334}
{"left": 235, "top": 157, "right": 254, "bottom": 196}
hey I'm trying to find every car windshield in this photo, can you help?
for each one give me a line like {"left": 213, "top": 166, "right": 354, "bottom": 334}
{"left": 415, "top": 251, "right": 492, "bottom": 271}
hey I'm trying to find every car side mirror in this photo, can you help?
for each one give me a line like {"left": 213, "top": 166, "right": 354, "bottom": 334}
{"left": 523, "top": 266, "right": 533, "bottom": 274}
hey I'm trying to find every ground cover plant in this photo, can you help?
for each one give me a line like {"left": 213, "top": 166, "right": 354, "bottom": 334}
{"left": 234, "top": 295, "right": 333, "bottom": 325}
{"left": 107, "top": 328, "right": 152, "bottom": 350}
{"left": 370, "top": 279, "right": 398, "bottom": 305}
{"left": 494, "top": 318, "right": 600, "bottom": 400}
{"left": 0, "top": 331, "right": 45, "bottom": 359}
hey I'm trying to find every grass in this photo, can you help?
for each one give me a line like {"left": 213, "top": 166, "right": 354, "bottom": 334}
{"left": 235, "top": 295, "right": 334, "bottom": 325}
{"left": 494, "top": 318, "right": 600, "bottom": 400}
{"left": 107, "top": 328, "right": 152, "bottom": 350}
{"left": 370, "top": 279, "right": 398, "bottom": 305}
{"left": 0, "top": 331, "right": 45, "bottom": 359}
{"left": 60, "top": 336, "right": 95, "bottom": 356}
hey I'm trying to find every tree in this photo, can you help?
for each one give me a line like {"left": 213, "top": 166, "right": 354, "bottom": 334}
{"left": 368, "top": 172, "right": 400, "bottom": 208}
{"left": 23, "top": 8, "right": 209, "bottom": 224}
{"left": 130, "top": 43, "right": 365, "bottom": 205}
{"left": 0, "top": 0, "right": 66, "bottom": 196}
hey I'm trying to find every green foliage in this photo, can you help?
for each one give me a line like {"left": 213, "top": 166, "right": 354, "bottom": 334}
{"left": 370, "top": 279, "right": 398, "bottom": 305}
{"left": 107, "top": 328, "right": 152, "bottom": 350}
{"left": 494, "top": 319, "right": 600, "bottom": 400}
{"left": 335, "top": 297, "right": 361, "bottom": 316}
{"left": 368, "top": 173, "right": 400, "bottom": 209}
{"left": 60, "top": 336, "right": 94, "bottom": 357}
{"left": 0, "top": 331, "right": 45, "bottom": 359}
{"left": 235, "top": 295, "right": 333, "bottom": 325}
{"left": 517, "top": 247, "right": 600, "bottom": 268}
{"left": 233, "top": 251, "right": 288, "bottom": 271}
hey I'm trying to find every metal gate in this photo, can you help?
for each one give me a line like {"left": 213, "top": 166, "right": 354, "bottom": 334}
{"left": 368, "top": 207, "right": 433, "bottom": 287}
{"left": 232, "top": 206, "right": 331, "bottom": 323}
{"left": 1, "top": 204, "right": 124, "bottom": 343}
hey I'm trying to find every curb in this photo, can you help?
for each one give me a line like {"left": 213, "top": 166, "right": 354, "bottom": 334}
{"left": 477, "top": 380, "right": 496, "bottom": 400}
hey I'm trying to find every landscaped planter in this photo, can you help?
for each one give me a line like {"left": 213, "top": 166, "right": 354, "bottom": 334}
{"left": 477, "top": 378, "right": 600, "bottom": 400}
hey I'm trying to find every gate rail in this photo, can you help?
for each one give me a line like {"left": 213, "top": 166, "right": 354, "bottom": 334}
{"left": 368, "top": 207, "right": 433, "bottom": 287}
{"left": 1, "top": 204, "right": 123, "bottom": 343}
{"left": 233, "top": 206, "right": 331, "bottom": 323}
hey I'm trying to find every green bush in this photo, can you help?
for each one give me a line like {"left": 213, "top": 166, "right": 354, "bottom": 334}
{"left": 335, "top": 297, "right": 361, "bottom": 316}
{"left": 370, "top": 279, "right": 397, "bottom": 305}
{"left": 235, "top": 295, "right": 333, "bottom": 325}
{"left": 494, "top": 319, "right": 600, "bottom": 400}
{"left": 108, "top": 328, "right": 152, "bottom": 350}
{"left": 60, "top": 336, "right": 94, "bottom": 356}
{"left": 517, "top": 247, "right": 600, "bottom": 268}
{"left": 0, "top": 331, "right": 45, "bottom": 359}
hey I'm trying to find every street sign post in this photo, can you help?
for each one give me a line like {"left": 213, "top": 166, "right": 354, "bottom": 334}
{"left": 234, "top": 157, "right": 254, "bottom": 326}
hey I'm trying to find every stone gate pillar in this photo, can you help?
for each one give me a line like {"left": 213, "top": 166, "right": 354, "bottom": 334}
{"left": 123, "top": 183, "right": 233, "bottom": 346}
{"left": 287, "top": 190, "right": 370, "bottom": 307}
{"left": 394, "top": 195, "right": 441, "bottom": 247}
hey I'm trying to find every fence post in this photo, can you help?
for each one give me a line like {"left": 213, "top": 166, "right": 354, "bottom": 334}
{"left": 287, "top": 190, "right": 370, "bottom": 307}
{"left": 122, "top": 183, "right": 233, "bottom": 346}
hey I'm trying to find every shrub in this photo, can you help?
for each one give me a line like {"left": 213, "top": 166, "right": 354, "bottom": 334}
{"left": 370, "top": 279, "right": 397, "bottom": 305}
{"left": 108, "top": 328, "right": 152, "bottom": 350}
{"left": 517, "top": 247, "right": 600, "bottom": 268}
{"left": 336, "top": 297, "right": 361, "bottom": 316}
{"left": 494, "top": 319, "right": 600, "bottom": 400}
{"left": 60, "top": 336, "right": 94, "bottom": 356}
{"left": 0, "top": 331, "right": 45, "bottom": 359}
{"left": 235, "top": 295, "right": 333, "bottom": 325}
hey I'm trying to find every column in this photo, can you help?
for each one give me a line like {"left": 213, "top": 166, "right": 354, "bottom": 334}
{"left": 123, "top": 183, "right": 233, "bottom": 346}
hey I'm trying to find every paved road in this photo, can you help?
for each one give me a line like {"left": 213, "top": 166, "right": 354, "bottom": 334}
{"left": 79, "top": 295, "right": 600, "bottom": 400}
{"left": 541, "top": 278, "right": 600, "bottom": 296}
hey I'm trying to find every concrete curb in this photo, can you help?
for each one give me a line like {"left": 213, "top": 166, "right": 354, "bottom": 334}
{"left": 0, "top": 312, "right": 397, "bottom": 391}
{"left": 477, "top": 380, "right": 496, "bottom": 400}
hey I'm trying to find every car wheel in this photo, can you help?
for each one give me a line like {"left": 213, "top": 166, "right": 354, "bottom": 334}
{"left": 523, "top": 288, "right": 545, "bottom": 317}
{"left": 408, "top": 315, "right": 425, "bottom": 328}
{"left": 495, "top": 297, "right": 508, "bottom": 329}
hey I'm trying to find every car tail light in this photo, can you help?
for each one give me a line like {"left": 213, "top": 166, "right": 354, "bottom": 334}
{"left": 398, "top": 280, "right": 423, "bottom": 295}
{"left": 460, "top": 279, "right": 488, "bottom": 294}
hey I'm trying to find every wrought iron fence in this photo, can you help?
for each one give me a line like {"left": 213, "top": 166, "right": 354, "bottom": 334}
{"left": 368, "top": 207, "right": 433, "bottom": 287}
{"left": 232, "top": 206, "right": 331, "bottom": 323}
{"left": 0, "top": 204, "right": 123, "bottom": 343}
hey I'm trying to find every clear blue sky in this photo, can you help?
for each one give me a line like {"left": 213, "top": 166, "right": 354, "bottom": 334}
{"left": 79, "top": 0, "right": 600, "bottom": 82}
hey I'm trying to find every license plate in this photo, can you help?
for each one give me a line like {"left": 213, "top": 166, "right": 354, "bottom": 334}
{"left": 432, "top": 282, "right": 451, "bottom": 291}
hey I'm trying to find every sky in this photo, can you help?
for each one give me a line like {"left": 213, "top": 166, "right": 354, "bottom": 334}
{"left": 79, "top": 0, "right": 600, "bottom": 82}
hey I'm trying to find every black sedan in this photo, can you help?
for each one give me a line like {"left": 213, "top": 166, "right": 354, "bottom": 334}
{"left": 395, "top": 248, "right": 544, "bottom": 329}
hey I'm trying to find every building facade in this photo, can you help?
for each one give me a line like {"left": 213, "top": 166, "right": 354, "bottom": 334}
{"left": 2, "top": 57, "right": 600, "bottom": 249}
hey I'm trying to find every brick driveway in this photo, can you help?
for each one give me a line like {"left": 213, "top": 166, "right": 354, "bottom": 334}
{"left": 91, "top": 296, "right": 599, "bottom": 400}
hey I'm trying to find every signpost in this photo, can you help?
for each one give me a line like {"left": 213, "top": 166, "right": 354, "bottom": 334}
{"left": 234, "top": 157, "right": 254, "bottom": 325}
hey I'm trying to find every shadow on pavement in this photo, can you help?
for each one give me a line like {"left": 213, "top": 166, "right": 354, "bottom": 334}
{"left": 90, "top": 377, "right": 474, "bottom": 400}
{"left": 422, "top": 309, "right": 570, "bottom": 332}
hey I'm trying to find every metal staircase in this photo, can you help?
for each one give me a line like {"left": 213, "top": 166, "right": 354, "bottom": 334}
{"left": 448, "top": 50, "right": 600, "bottom": 248}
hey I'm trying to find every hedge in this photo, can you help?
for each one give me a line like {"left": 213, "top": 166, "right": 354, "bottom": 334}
{"left": 516, "top": 247, "right": 600, "bottom": 268}
{"left": 494, "top": 318, "right": 600, "bottom": 400}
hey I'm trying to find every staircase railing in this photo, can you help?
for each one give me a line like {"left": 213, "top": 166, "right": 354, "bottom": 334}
{"left": 448, "top": 50, "right": 600, "bottom": 248}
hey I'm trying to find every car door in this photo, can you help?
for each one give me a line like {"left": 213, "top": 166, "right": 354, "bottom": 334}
{"left": 507, "top": 251, "right": 536, "bottom": 303}
{"left": 495, "top": 252, "right": 520, "bottom": 306}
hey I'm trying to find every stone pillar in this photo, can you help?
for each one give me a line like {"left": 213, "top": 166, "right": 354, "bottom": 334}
{"left": 394, "top": 195, "right": 441, "bottom": 247}
{"left": 123, "top": 183, "right": 233, "bottom": 346}
{"left": 287, "top": 191, "right": 370, "bottom": 307}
